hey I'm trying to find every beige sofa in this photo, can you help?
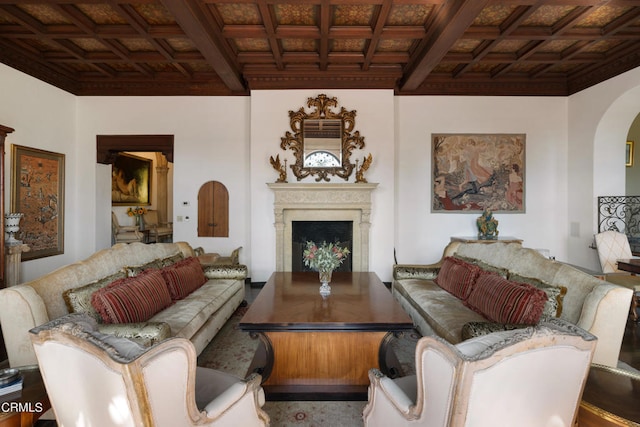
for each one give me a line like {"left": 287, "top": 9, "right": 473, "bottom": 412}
{"left": 392, "top": 241, "right": 633, "bottom": 367}
{"left": 0, "top": 242, "right": 247, "bottom": 368}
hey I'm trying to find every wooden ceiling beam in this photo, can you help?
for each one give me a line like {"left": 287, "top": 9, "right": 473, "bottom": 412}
{"left": 222, "top": 25, "right": 267, "bottom": 38}
{"left": 0, "top": 0, "right": 639, "bottom": 96}
{"left": 319, "top": 0, "right": 330, "bottom": 70}
{"left": 111, "top": 3, "right": 182, "bottom": 66}
{"left": 528, "top": 40, "right": 592, "bottom": 78}
{"left": 516, "top": 4, "right": 640, "bottom": 82}
{"left": 401, "top": 0, "right": 491, "bottom": 91}
{"left": 453, "top": 4, "right": 540, "bottom": 78}
{"left": 160, "top": 0, "right": 245, "bottom": 91}
{"left": 0, "top": 5, "right": 46, "bottom": 34}
{"left": 491, "top": 5, "right": 594, "bottom": 79}
{"left": 112, "top": 4, "right": 191, "bottom": 77}
{"left": 0, "top": 38, "right": 79, "bottom": 83}
{"left": 570, "top": 39, "right": 640, "bottom": 80}
{"left": 363, "top": 0, "right": 393, "bottom": 71}
{"left": 256, "top": 0, "right": 284, "bottom": 70}
{"left": 52, "top": 5, "right": 153, "bottom": 77}
{"left": 568, "top": 41, "right": 640, "bottom": 94}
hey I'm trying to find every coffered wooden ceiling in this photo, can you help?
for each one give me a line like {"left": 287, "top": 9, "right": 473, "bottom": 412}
{"left": 1, "top": 1, "right": 640, "bottom": 96}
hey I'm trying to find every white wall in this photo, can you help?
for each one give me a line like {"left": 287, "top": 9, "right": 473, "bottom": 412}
{"left": 3, "top": 62, "right": 640, "bottom": 283}
{"left": 568, "top": 67, "right": 640, "bottom": 269}
{"left": 76, "top": 96, "right": 251, "bottom": 264}
{"left": 395, "top": 96, "right": 569, "bottom": 265}
{"left": 0, "top": 64, "right": 77, "bottom": 282}
{"left": 250, "top": 90, "right": 395, "bottom": 282}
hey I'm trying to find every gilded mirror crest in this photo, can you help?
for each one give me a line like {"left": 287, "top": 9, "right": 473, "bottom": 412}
{"left": 279, "top": 94, "right": 366, "bottom": 182}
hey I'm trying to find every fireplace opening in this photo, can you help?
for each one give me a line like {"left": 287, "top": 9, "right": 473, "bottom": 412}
{"left": 292, "top": 221, "right": 353, "bottom": 272}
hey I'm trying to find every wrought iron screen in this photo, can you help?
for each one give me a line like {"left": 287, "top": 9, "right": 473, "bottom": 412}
{"left": 598, "top": 196, "right": 640, "bottom": 253}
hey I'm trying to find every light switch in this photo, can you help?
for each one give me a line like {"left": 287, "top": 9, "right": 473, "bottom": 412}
{"left": 570, "top": 222, "right": 580, "bottom": 238}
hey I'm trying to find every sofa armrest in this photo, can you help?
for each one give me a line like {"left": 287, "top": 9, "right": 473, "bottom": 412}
{"left": 576, "top": 283, "right": 632, "bottom": 367}
{"left": 97, "top": 321, "right": 172, "bottom": 347}
{"left": 393, "top": 264, "right": 441, "bottom": 281}
{"left": 0, "top": 285, "right": 50, "bottom": 367}
{"left": 203, "top": 264, "right": 248, "bottom": 280}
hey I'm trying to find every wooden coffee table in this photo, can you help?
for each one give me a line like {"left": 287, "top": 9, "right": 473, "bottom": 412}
{"left": 239, "top": 272, "right": 413, "bottom": 400}
{"left": 578, "top": 364, "right": 640, "bottom": 426}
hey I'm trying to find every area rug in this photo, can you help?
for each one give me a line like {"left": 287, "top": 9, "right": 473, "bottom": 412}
{"left": 197, "top": 305, "right": 420, "bottom": 427}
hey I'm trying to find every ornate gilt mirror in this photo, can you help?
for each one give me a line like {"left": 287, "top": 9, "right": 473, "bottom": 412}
{"left": 280, "top": 94, "right": 365, "bottom": 182}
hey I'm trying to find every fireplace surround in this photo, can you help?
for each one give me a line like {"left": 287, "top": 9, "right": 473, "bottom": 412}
{"left": 268, "top": 183, "right": 378, "bottom": 272}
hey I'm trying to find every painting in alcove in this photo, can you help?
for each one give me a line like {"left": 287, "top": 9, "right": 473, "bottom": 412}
{"left": 432, "top": 133, "right": 525, "bottom": 213}
{"left": 112, "top": 153, "right": 151, "bottom": 206}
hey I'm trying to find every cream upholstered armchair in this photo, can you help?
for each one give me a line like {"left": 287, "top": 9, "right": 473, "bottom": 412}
{"left": 111, "top": 211, "right": 143, "bottom": 244}
{"left": 30, "top": 313, "right": 269, "bottom": 427}
{"left": 143, "top": 209, "right": 173, "bottom": 242}
{"left": 594, "top": 230, "right": 639, "bottom": 320}
{"left": 362, "top": 319, "right": 596, "bottom": 427}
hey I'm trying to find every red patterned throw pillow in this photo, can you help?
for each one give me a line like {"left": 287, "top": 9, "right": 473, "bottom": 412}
{"left": 160, "top": 256, "right": 207, "bottom": 300}
{"left": 466, "top": 273, "right": 547, "bottom": 325}
{"left": 91, "top": 269, "right": 172, "bottom": 324}
{"left": 434, "top": 256, "right": 482, "bottom": 300}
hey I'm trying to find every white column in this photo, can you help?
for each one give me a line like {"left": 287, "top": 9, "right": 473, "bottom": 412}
{"left": 155, "top": 153, "right": 169, "bottom": 224}
{"left": 5, "top": 243, "right": 29, "bottom": 286}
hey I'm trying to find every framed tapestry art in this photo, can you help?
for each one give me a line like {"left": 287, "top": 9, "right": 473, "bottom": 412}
{"left": 432, "top": 134, "right": 525, "bottom": 213}
{"left": 112, "top": 153, "right": 151, "bottom": 206}
{"left": 11, "top": 145, "right": 65, "bottom": 260}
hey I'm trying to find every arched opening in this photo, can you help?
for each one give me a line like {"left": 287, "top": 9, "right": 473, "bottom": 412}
{"left": 591, "top": 86, "right": 640, "bottom": 260}
{"left": 593, "top": 89, "right": 640, "bottom": 199}
{"left": 625, "top": 113, "right": 640, "bottom": 195}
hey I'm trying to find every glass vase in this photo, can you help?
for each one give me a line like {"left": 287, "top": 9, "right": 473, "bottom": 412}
{"left": 318, "top": 269, "right": 333, "bottom": 297}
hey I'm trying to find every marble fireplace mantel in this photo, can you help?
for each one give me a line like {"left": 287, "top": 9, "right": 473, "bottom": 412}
{"left": 268, "top": 183, "right": 378, "bottom": 272}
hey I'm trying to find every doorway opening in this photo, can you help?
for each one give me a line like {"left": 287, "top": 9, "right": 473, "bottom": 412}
{"left": 97, "top": 135, "right": 174, "bottom": 245}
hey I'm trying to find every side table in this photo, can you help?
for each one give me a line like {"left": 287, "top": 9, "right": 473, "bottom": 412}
{"left": 0, "top": 366, "right": 50, "bottom": 427}
{"left": 140, "top": 229, "right": 151, "bottom": 244}
{"left": 197, "top": 253, "right": 220, "bottom": 267}
{"left": 577, "top": 364, "right": 640, "bottom": 426}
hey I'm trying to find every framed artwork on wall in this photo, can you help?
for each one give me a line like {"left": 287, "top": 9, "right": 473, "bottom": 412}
{"left": 432, "top": 133, "right": 526, "bottom": 213}
{"left": 11, "top": 145, "right": 65, "bottom": 260}
{"left": 626, "top": 141, "right": 634, "bottom": 167}
{"left": 112, "top": 152, "right": 151, "bottom": 206}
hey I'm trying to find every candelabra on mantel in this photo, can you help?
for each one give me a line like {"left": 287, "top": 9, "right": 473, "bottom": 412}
{"left": 4, "top": 212, "right": 30, "bottom": 286}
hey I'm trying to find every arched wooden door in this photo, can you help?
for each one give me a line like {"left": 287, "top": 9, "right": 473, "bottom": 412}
{"left": 198, "top": 181, "right": 229, "bottom": 237}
